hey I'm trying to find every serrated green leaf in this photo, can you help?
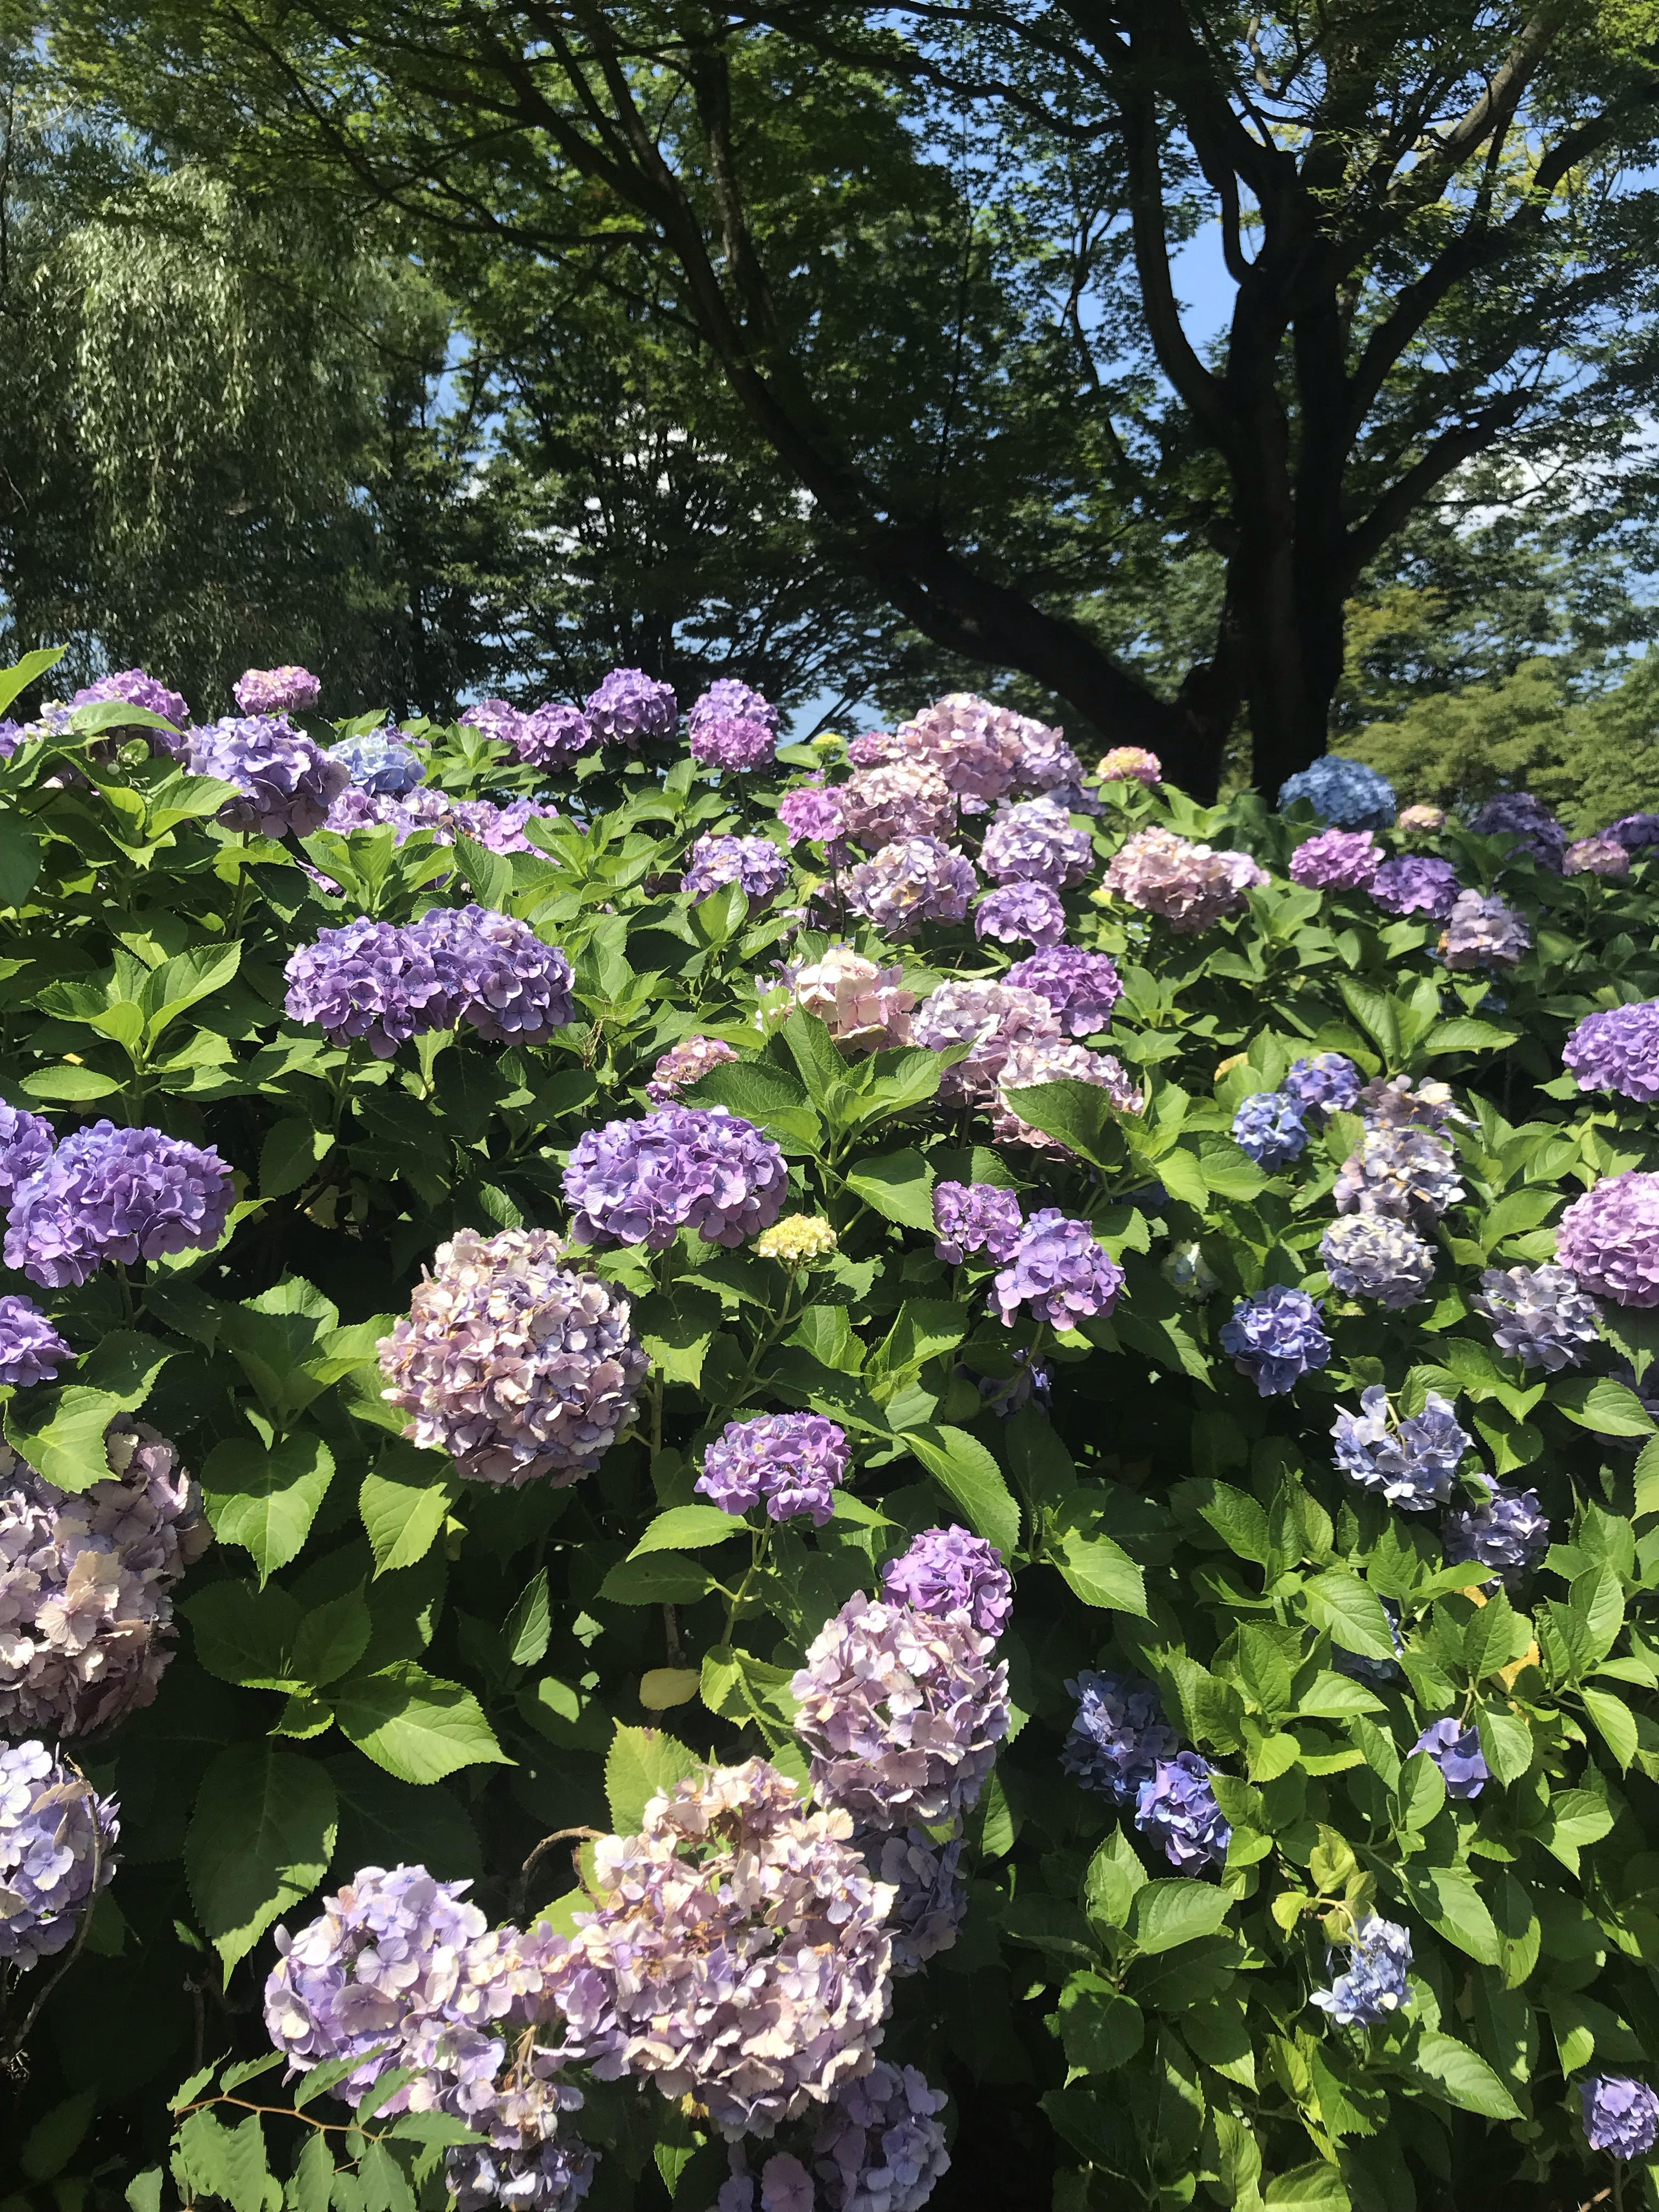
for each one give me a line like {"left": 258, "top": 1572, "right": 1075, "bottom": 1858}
{"left": 1410, "top": 2029, "right": 1520, "bottom": 2118}
{"left": 605, "top": 1723, "right": 701, "bottom": 1832}
{"left": 631, "top": 1503, "right": 748, "bottom": 1555}
{"left": 204, "top": 1432, "right": 334, "bottom": 1581}
{"left": 332, "top": 1663, "right": 510, "bottom": 1784}
{"left": 844, "top": 1147, "right": 936, "bottom": 1229}
{"left": 359, "top": 1443, "right": 455, "bottom": 1575}
{"left": 184, "top": 1744, "right": 337, "bottom": 1971}
{"left": 1129, "top": 1878, "right": 1232, "bottom": 1954}
{"left": 899, "top": 1423, "right": 1020, "bottom": 1555}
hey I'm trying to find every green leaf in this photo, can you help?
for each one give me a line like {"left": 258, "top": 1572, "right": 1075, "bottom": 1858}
{"left": 995, "top": 1077, "right": 1128, "bottom": 1168}
{"left": 0, "top": 811, "right": 41, "bottom": 908}
{"left": 21, "top": 2091, "right": 97, "bottom": 2182}
{"left": 287, "top": 2132, "right": 335, "bottom": 2212}
{"left": 0, "top": 644, "right": 63, "bottom": 715}
{"left": 599, "top": 1552, "right": 715, "bottom": 1605}
{"left": 174, "top": 2112, "right": 272, "bottom": 2212}
{"left": 699, "top": 1644, "right": 798, "bottom": 1736}
{"left": 503, "top": 1570, "right": 551, "bottom": 1668}
{"left": 631, "top": 1503, "right": 748, "bottom": 1555}
{"left": 1398, "top": 1866, "right": 1501, "bottom": 1965}
{"left": 632, "top": 1287, "right": 722, "bottom": 1387}
{"left": 1263, "top": 2164, "right": 1351, "bottom": 2208}
{"left": 843, "top": 1148, "right": 936, "bottom": 1229}
{"left": 1410, "top": 2030, "right": 1521, "bottom": 2118}
{"left": 1173, "top": 1477, "right": 1273, "bottom": 1565}
{"left": 183, "top": 1579, "right": 303, "bottom": 1690}
{"left": 359, "top": 1443, "right": 456, "bottom": 1575}
{"left": 259, "top": 1118, "right": 333, "bottom": 1200}
{"left": 332, "top": 1662, "right": 510, "bottom": 1784}
{"left": 5, "top": 1333, "right": 175, "bottom": 1494}
{"left": 1052, "top": 1525, "right": 1147, "bottom": 1614}
{"left": 125, "top": 2171, "right": 164, "bottom": 2212}
{"left": 1553, "top": 1377, "right": 1656, "bottom": 1436}
{"left": 1301, "top": 1570, "right": 1395, "bottom": 1661}
{"left": 899, "top": 1423, "right": 1020, "bottom": 1555}
{"left": 605, "top": 1723, "right": 701, "bottom": 1832}
{"left": 1057, "top": 1973, "right": 1144, "bottom": 2074}
{"left": 290, "top": 1587, "right": 373, "bottom": 1688}
{"left": 1128, "top": 1878, "right": 1232, "bottom": 1954}
{"left": 871, "top": 1297, "right": 967, "bottom": 1376}
{"left": 19, "top": 1064, "right": 122, "bottom": 1102}
{"left": 1583, "top": 1685, "right": 1639, "bottom": 1769}
{"left": 203, "top": 1432, "right": 335, "bottom": 1581}
{"left": 184, "top": 1745, "right": 337, "bottom": 1971}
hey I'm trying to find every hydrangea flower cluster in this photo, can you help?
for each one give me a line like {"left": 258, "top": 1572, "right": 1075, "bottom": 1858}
{"left": 1331, "top": 1387, "right": 1470, "bottom": 1508}
{"left": 912, "top": 979, "right": 1059, "bottom": 1104}
{"left": 4, "top": 1121, "right": 233, "bottom": 1286}
{"left": 754, "top": 1215, "right": 839, "bottom": 1265}
{"left": 1397, "top": 803, "right": 1448, "bottom": 833}
{"left": 812, "top": 2059, "right": 952, "bottom": 2210}
{"left": 792, "top": 1597, "right": 1009, "bottom": 1829}
{"left": 1312, "top": 1917, "right": 1413, "bottom": 2028}
{"left": 1220, "top": 1286, "right": 1331, "bottom": 1396}
{"left": 73, "top": 669, "right": 191, "bottom": 733}
{"left": 1321, "top": 1216, "right": 1437, "bottom": 1309}
{"left": 838, "top": 763, "right": 957, "bottom": 851}
{"left": 847, "top": 731, "right": 899, "bottom": 768}
{"left": 516, "top": 705, "right": 597, "bottom": 768}
{"left": 1468, "top": 791, "right": 1567, "bottom": 871}
{"left": 1289, "top": 828, "right": 1381, "bottom": 891}
{"left": 284, "top": 907, "right": 574, "bottom": 1056}
{"left": 0, "top": 1104, "right": 54, "bottom": 1211}
{"left": 377, "top": 1228, "right": 648, "bottom": 1487}
{"left": 775, "top": 949, "right": 915, "bottom": 1049}
{"left": 1443, "top": 1483, "right": 1550, "bottom": 1585}
{"left": 646, "top": 1034, "right": 739, "bottom": 1105}
{"left": 1471, "top": 1264, "right": 1600, "bottom": 1370}
{"left": 1136, "top": 1753, "right": 1232, "bottom": 1870}
{"left": 974, "top": 881, "right": 1066, "bottom": 947}
{"left": 188, "top": 714, "right": 349, "bottom": 837}
{"left": 687, "top": 680, "right": 778, "bottom": 771}
{"left": 1370, "top": 854, "right": 1462, "bottom": 918}
{"left": 1101, "top": 826, "right": 1267, "bottom": 931}
{"left": 681, "top": 835, "right": 792, "bottom": 903}
{"left": 881, "top": 1526, "right": 1012, "bottom": 1639}
{"left": 1283, "top": 1053, "right": 1360, "bottom": 1116}
{"left": 1277, "top": 756, "right": 1396, "bottom": 831}
{"left": 583, "top": 668, "right": 677, "bottom": 748}
{"left": 1005, "top": 946, "right": 1122, "bottom": 1035}
{"left": 696, "top": 1413, "right": 850, "bottom": 1526}
{"left": 864, "top": 1829, "right": 968, "bottom": 1979}
{"left": 1566, "top": 834, "right": 1630, "bottom": 879}
{"left": 1096, "top": 746, "right": 1161, "bottom": 785}
{"left": 565, "top": 1107, "right": 787, "bottom": 1250}
{"left": 1581, "top": 2076, "right": 1659, "bottom": 2160}
{"left": 991, "top": 1209, "right": 1124, "bottom": 1329}
{"left": 1606, "top": 812, "right": 1659, "bottom": 851}
{"left": 0, "top": 1420, "right": 208, "bottom": 1737}
{"left": 1358, "top": 1074, "right": 1464, "bottom": 1131}
{"left": 0, "top": 1295, "right": 70, "bottom": 1387}
{"left": 889, "top": 696, "right": 1018, "bottom": 814}
{"left": 0, "top": 1741, "right": 119, "bottom": 1969}
{"left": 233, "top": 665, "right": 320, "bottom": 716}
{"left": 980, "top": 798, "right": 1092, "bottom": 889}
{"left": 1232, "top": 1091, "right": 1308, "bottom": 1169}
{"left": 843, "top": 837, "right": 975, "bottom": 936}
{"left": 931, "top": 1180, "right": 1023, "bottom": 1266}
{"left": 1563, "top": 1000, "right": 1659, "bottom": 1102}
{"left": 1334, "top": 1126, "right": 1464, "bottom": 1232}
{"left": 327, "top": 730, "right": 426, "bottom": 795}
{"left": 1556, "top": 1172, "right": 1659, "bottom": 1306}
{"left": 1440, "top": 889, "right": 1532, "bottom": 970}
{"left": 1413, "top": 1718, "right": 1488, "bottom": 1799}
{"left": 992, "top": 1037, "right": 1141, "bottom": 1152}
{"left": 1061, "top": 1671, "right": 1179, "bottom": 1803}
{"left": 777, "top": 781, "right": 845, "bottom": 847}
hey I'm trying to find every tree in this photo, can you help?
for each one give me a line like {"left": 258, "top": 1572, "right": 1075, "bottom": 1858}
{"left": 33, "top": 0, "right": 1659, "bottom": 790}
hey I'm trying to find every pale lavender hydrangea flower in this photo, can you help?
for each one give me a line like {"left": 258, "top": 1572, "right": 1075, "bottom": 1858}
{"left": 777, "top": 782, "right": 845, "bottom": 848}
{"left": 564, "top": 1107, "right": 788, "bottom": 1251}
{"left": 992, "top": 1037, "right": 1142, "bottom": 1152}
{"left": 792, "top": 1597, "right": 1009, "bottom": 1829}
{"left": 377, "top": 1228, "right": 647, "bottom": 1487}
{"left": 1220, "top": 1286, "right": 1330, "bottom": 1396}
{"left": 846, "top": 732, "right": 901, "bottom": 769}
{"left": 1556, "top": 1172, "right": 1659, "bottom": 1306}
{"left": 4, "top": 1122, "right": 232, "bottom": 1286}
{"left": 415, "top": 907, "right": 576, "bottom": 1045}
{"left": 1443, "top": 1484, "right": 1549, "bottom": 1586}
{"left": 0, "top": 1105, "right": 55, "bottom": 1212}
{"left": 696, "top": 1414, "right": 849, "bottom": 1526}
{"left": 681, "top": 835, "right": 792, "bottom": 902}
{"left": 1412, "top": 1718, "right": 1488, "bottom": 1798}
{"left": 843, "top": 838, "right": 976, "bottom": 936}
{"left": 860, "top": 1831, "right": 966, "bottom": 1978}
{"left": 813, "top": 2060, "right": 951, "bottom": 2212}
{"left": 1061, "top": 1672, "right": 1178, "bottom": 1803}
{"left": 1564, "top": 1001, "right": 1659, "bottom": 1103}
{"left": 912, "top": 979, "right": 1059, "bottom": 1104}
{"left": 1289, "top": 828, "right": 1381, "bottom": 891}
{"left": 1312, "top": 1917, "right": 1412, "bottom": 2028}
{"left": 775, "top": 950, "right": 914, "bottom": 1050}
{"left": 980, "top": 798, "right": 1092, "bottom": 889}
{"left": 1468, "top": 792, "right": 1566, "bottom": 872}
{"left": 452, "top": 797, "right": 561, "bottom": 858}
{"left": 1370, "top": 855, "right": 1461, "bottom": 918}
{"left": 0, "top": 1296, "right": 70, "bottom": 1388}
{"left": 1320, "top": 1216, "right": 1437, "bottom": 1308}
{"left": 447, "top": 2135, "right": 593, "bottom": 2212}
{"left": 991, "top": 1209, "right": 1123, "bottom": 1329}
{"left": 1096, "top": 747, "right": 1161, "bottom": 786}
{"left": 188, "top": 714, "right": 348, "bottom": 837}
{"left": 1440, "top": 890, "right": 1531, "bottom": 970}
{"left": 646, "top": 1036, "right": 740, "bottom": 1106}
{"left": 0, "top": 1741, "right": 118, "bottom": 1968}
{"left": 838, "top": 763, "right": 956, "bottom": 851}
{"left": 1566, "top": 835, "right": 1630, "bottom": 879}
{"left": 1357, "top": 1075, "right": 1465, "bottom": 1131}
{"left": 460, "top": 699, "right": 524, "bottom": 748}
{"left": 892, "top": 694, "right": 1020, "bottom": 814}
{"left": 323, "top": 784, "right": 453, "bottom": 847}
{"left": 1581, "top": 2077, "right": 1659, "bottom": 2160}
{"left": 1232, "top": 1092, "right": 1307, "bottom": 1169}
{"left": 72, "top": 669, "right": 190, "bottom": 736}
{"left": 1101, "top": 827, "right": 1267, "bottom": 931}
{"left": 1331, "top": 1386, "right": 1469, "bottom": 1508}
{"left": 516, "top": 704, "right": 596, "bottom": 769}
{"left": 881, "top": 1526, "right": 1012, "bottom": 1639}
{"left": 233, "top": 665, "right": 320, "bottom": 717}
{"left": 327, "top": 732, "right": 425, "bottom": 795}
{"left": 0, "top": 1419, "right": 208, "bottom": 1738}
{"left": 1334, "top": 1126, "right": 1464, "bottom": 1231}
{"left": 1471, "top": 1264, "right": 1600, "bottom": 1371}
{"left": 931, "top": 1181, "right": 1023, "bottom": 1266}
{"left": 1283, "top": 1054, "right": 1360, "bottom": 1117}
{"left": 1135, "top": 1753, "right": 1231, "bottom": 1870}
{"left": 583, "top": 668, "right": 677, "bottom": 748}
{"left": 1006, "top": 946, "right": 1122, "bottom": 1035}
{"left": 974, "top": 882, "right": 1066, "bottom": 947}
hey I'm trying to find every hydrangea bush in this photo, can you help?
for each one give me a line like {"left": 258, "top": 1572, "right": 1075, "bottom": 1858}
{"left": 3, "top": 659, "right": 1659, "bottom": 2212}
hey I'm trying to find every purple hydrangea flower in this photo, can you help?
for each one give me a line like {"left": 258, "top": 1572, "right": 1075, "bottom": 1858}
{"left": 1319, "top": 1216, "right": 1437, "bottom": 1309}
{"left": 843, "top": 837, "right": 977, "bottom": 936}
{"left": 881, "top": 1526, "right": 1012, "bottom": 1639}
{"left": 1581, "top": 2076, "right": 1659, "bottom": 2160}
{"left": 1358, "top": 1075, "right": 1465, "bottom": 1132}
{"left": 1566, "top": 835, "right": 1630, "bottom": 879}
{"left": 1334, "top": 1127, "right": 1464, "bottom": 1231}
{"left": 1564, "top": 1001, "right": 1659, "bottom": 1103}
{"left": 1331, "top": 1386, "right": 1469, "bottom": 1508}
{"left": 0, "top": 1104, "right": 55, "bottom": 1211}
{"left": 1061, "top": 1671, "right": 1179, "bottom": 1803}
{"left": 1005, "top": 946, "right": 1122, "bottom": 1035}
{"left": 1135, "top": 1752, "right": 1231, "bottom": 1870}
{"left": 0, "top": 1741, "right": 119, "bottom": 1969}
{"left": 4, "top": 1121, "right": 233, "bottom": 1286}
{"left": 847, "top": 731, "right": 899, "bottom": 768}
{"left": 564, "top": 1107, "right": 788, "bottom": 1251}
{"left": 447, "top": 2137, "right": 594, "bottom": 2212}
{"left": 285, "top": 909, "right": 574, "bottom": 1054}
{"left": 1440, "top": 889, "right": 1532, "bottom": 970}
{"left": 1220, "top": 1286, "right": 1330, "bottom": 1395}
{"left": 974, "top": 882, "right": 1066, "bottom": 948}
{"left": 991, "top": 1209, "right": 1124, "bottom": 1329}
{"left": 516, "top": 704, "right": 597, "bottom": 768}
{"left": 838, "top": 764, "right": 956, "bottom": 851}
{"left": 1277, "top": 757, "right": 1396, "bottom": 831}
{"left": 690, "top": 714, "right": 778, "bottom": 771}
{"left": 980, "top": 798, "right": 1092, "bottom": 889}
{"left": 1412, "top": 1717, "right": 1488, "bottom": 1799}
{"left": 1232, "top": 1092, "right": 1307, "bottom": 1169}
{"left": 1289, "top": 827, "right": 1381, "bottom": 891}
{"left": 812, "top": 2060, "right": 951, "bottom": 2211}
{"left": 583, "top": 667, "right": 677, "bottom": 748}
{"left": 792, "top": 1596, "right": 1009, "bottom": 1827}
{"left": 1312, "top": 1916, "right": 1412, "bottom": 2028}
{"left": 1443, "top": 1483, "right": 1549, "bottom": 1586}
{"left": 992, "top": 1037, "right": 1142, "bottom": 1152}
{"left": 323, "top": 784, "right": 453, "bottom": 846}
{"left": 777, "top": 782, "right": 845, "bottom": 847}
{"left": 0, "top": 1296, "right": 70, "bottom": 1388}
{"left": 233, "top": 665, "right": 320, "bottom": 717}
{"left": 1471, "top": 1264, "right": 1600, "bottom": 1370}
{"left": 1468, "top": 791, "right": 1567, "bottom": 872}
{"left": 327, "top": 731, "right": 425, "bottom": 795}
{"left": 415, "top": 907, "right": 576, "bottom": 1045}
{"left": 1283, "top": 1053, "right": 1361, "bottom": 1117}
{"left": 188, "top": 714, "right": 349, "bottom": 837}
{"left": 860, "top": 1829, "right": 968, "bottom": 1977}
{"left": 931, "top": 1181, "right": 1023, "bottom": 1266}
{"left": 450, "top": 797, "right": 560, "bottom": 857}
{"left": 1606, "top": 814, "right": 1659, "bottom": 853}
{"left": 1101, "top": 827, "right": 1267, "bottom": 931}
{"left": 1371, "top": 855, "right": 1462, "bottom": 919}
{"left": 689, "top": 679, "right": 778, "bottom": 739}
{"left": 460, "top": 697, "right": 526, "bottom": 748}
{"left": 646, "top": 1035, "right": 740, "bottom": 1106}
{"left": 0, "top": 1418, "right": 207, "bottom": 1737}
{"left": 696, "top": 1413, "right": 850, "bottom": 1526}
{"left": 72, "top": 669, "right": 190, "bottom": 733}
{"left": 1557, "top": 1172, "right": 1659, "bottom": 1307}
{"left": 681, "top": 835, "right": 791, "bottom": 902}
{"left": 912, "top": 980, "right": 1059, "bottom": 1105}
{"left": 378, "top": 1228, "right": 648, "bottom": 1487}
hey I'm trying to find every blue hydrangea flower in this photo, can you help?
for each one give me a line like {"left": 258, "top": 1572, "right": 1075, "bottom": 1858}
{"left": 1413, "top": 1717, "right": 1488, "bottom": 1799}
{"left": 1471, "top": 1264, "right": 1600, "bottom": 1372}
{"left": 1311, "top": 1916, "right": 1413, "bottom": 2027}
{"left": 1581, "top": 2075, "right": 1659, "bottom": 2160}
{"left": 327, "top": 731, "right": 426, "bottom": 795}
{"left": 1232, "top": 1091, "right": 1307, "bottom": 1169}
{"left": 1134, "top": 1752, "right": 1232, "bottom": 1870}
{"left": 1277, "top": 757, "right": 1396, "bottom": 832}
{"left": 1443, "top": 1484, "right": 1549, "bottom": 1587}
{"left": 1060, "top": 1672, "right": 1178, "bottom": 1803}
{"left": 1219, "top": 1286, "right": 1331, "bottom": 1396}
{"left": 1332, "top": 1387, "right": 1469, "bottom": 1509}
{"left": 1283, "top": 1053, "right": 1361, "bottom": 1117}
